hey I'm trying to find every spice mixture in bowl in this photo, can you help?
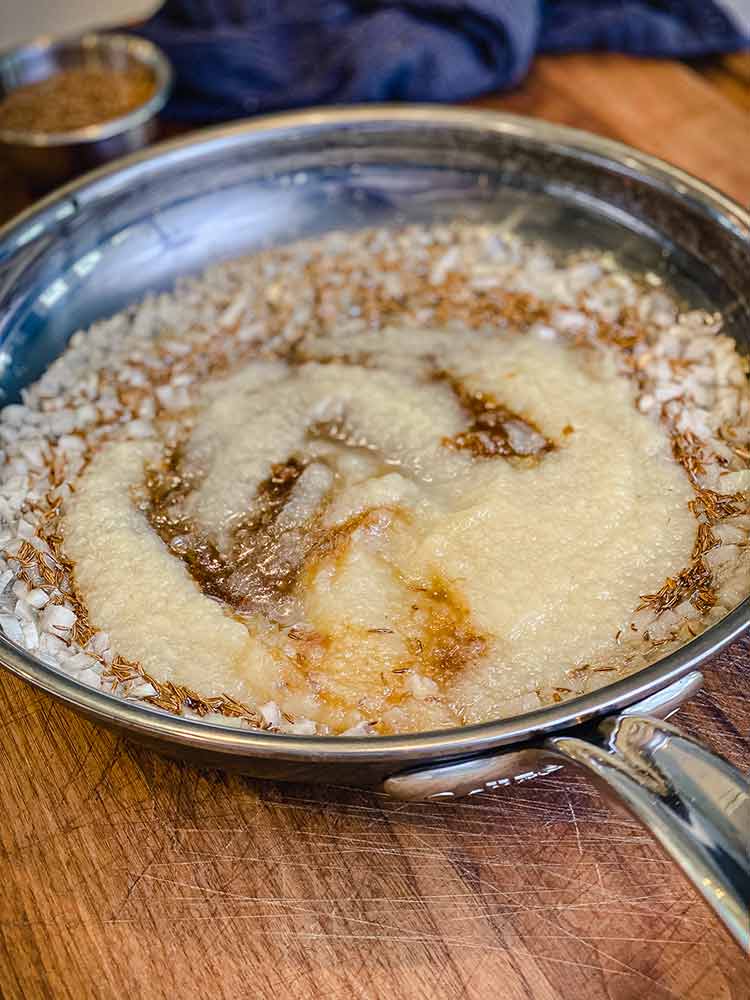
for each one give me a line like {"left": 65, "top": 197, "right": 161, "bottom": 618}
{"left": 0, "top": 33, "right": 172, "bottom": 189}
{"left": 1, "top": 223, "right": 748, "bottom": 736}
{"left": 0, "top": 65, "right": 156, "bottom": 135}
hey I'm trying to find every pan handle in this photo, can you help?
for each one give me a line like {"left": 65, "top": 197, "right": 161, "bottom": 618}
{"left": 547, "top": 715, "right": 750, "bottom": 951}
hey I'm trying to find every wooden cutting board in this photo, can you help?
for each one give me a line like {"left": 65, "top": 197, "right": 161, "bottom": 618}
{"left": 1, "top": 53, "right": 749, "bottom": 1000}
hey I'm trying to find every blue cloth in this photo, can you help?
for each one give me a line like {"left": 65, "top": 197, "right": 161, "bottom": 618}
{"left": 139, "top": 1, "right": 750, "bottom": 122}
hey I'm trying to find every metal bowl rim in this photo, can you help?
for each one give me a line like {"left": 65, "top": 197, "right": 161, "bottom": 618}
{"left": 0, "top": 104, "right": 748, "bottom": 764}
{"left": 0, "top": 32, "right": 173, "bottom": 147}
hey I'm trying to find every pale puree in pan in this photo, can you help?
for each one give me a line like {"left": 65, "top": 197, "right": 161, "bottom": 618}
{"left": 1, "top": 224, "right": 748, "bottom": 734}
{"left": 65, "top": 332, "right": 697, "bottom": 733}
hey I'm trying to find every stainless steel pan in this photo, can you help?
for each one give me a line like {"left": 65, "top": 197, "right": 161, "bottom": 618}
{"left": 0, "top": 108, "right": 748, "bottom": 948}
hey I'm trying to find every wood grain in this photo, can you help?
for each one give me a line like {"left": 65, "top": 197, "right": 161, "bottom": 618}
{"left": 475, "top": 54, "right": 750, "bottom": 203}
{"left": 694, "top": 53, "right": 750, "bottom": 114}
{"left": 1, "top": 53, "right": 749, "bottom": 1000}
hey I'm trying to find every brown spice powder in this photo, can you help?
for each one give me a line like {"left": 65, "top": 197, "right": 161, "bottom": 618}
{"left": 0, "top": 65, "right": 155, "bottom": 134}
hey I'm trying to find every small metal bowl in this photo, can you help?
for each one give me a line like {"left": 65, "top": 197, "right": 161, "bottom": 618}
{"left": 0, "top": 32, "right": 172, "bottom": 189}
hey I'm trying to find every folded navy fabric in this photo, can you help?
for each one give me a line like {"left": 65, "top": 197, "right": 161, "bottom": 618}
{"left": 139, "top": 1, "right": 750, "bottom": 121}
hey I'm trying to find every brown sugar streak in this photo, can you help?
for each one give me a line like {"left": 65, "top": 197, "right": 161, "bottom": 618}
{"left": 143, "top": 449, "right": 310, "bottom": 615}
{"left": 437, "top": 372, "right": 555, "bottom": 461}
{"left": 406, "top": 577, "right": 488, "bottom": 688}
